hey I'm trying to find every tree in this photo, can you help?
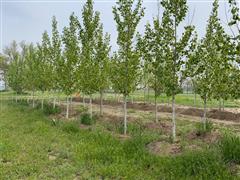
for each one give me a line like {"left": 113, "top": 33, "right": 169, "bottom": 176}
{"left": 5, "top": 41, "right": 25, "bottom": 94}
{"left": 95, "top": 25, "right": 111, "bottom": 116}
{"left": 61, "top": 13, "right": 80, "bottom": 118}
{"left": 50, "top": 16, "right": 62, "bottom": 108}
{"left": 160, "top": 0, "right": 194, "bottom": 141}
{"left": 78, "top": 0, "right": 101, "bottom": 119}
{"left": 23, "top": 43, "right": 41, "bottom": 108}
{"left": 112, "top": 0, "right": 145, "bottom": 135}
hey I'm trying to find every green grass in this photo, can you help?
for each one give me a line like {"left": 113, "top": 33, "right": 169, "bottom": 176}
{"left": 0, "top": 101, "right": 237, "bottom": 179}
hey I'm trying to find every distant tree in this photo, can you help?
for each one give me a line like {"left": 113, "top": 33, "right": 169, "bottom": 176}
{"left": 5, "top": 41, "right": 25, "bottom": 94}
{"left": 112, "top": 0, "right": 145, "bottom": 135}
{"left": 61, "top": 13, "right": 80, "bottom": 118}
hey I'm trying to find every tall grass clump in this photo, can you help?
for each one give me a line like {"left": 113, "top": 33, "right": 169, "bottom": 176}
{"left": 219, "top": 134, "right": 240, "bottom": 164}
{"left": 80, "top": 113, "right": 96, "bottom": 125}
{"left": 165, "top": 150, "right": 231, "bottom": 179}
{"left": 196, "top": 120, "right": 213, "bottom": 136}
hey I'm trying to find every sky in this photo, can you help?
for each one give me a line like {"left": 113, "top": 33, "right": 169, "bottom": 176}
{"left": 0, "top": 0, "right": 239, "bottom": 53}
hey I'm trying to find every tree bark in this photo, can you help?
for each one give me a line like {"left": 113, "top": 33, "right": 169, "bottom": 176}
{"left": 90, "top": 95, "right": 93, "bottom": 119}
{"left": 124, "top": 95, "right": 127, "bottom": 135}
{"left": 222, "top": 99, "right": 225, "bottom": 111}
{"left": 203, "top": 97, "right": 207, "bottom": 131}
{"left": 155, "top": 93, "right": 158, "bottom": 123}
{"left": 219, "top": 99, "right": 221, "bottom": 111}
{"left": 172, "top": 94, "right": 176, "bottom": 142}
{"left": 53, "top": 97, "right": 56, "bottom": 109}
{"left": 147, "top": 87, "right": 150, "bottom": 103}
{"left": 83, "top": 95, "right": 85, "bottom": 107}
{"left": 194, "top": 92, "right": 196, "bottom": 107}
{"left": 144, "top": 87, "right": 146, "bottom": 104}
{"left": 100, "top": 91, "right": 103, "bottom": 116}
{"left": 66, "top": 96, "right": 69, "bottom": 119}
{"left": 32, "top": 90, "right": 35, "bottom": 108}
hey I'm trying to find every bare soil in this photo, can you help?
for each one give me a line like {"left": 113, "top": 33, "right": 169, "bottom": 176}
{"left": 72, "top": 97, "right": 240, "bottom": 122}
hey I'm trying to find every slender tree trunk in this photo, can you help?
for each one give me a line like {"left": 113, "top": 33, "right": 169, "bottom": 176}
{"left": 89, "top": 95, "right": 93, "bottom": 119}
{"left": 219, "top": 99, "right": 221, "bottom": 111}
{"left": 194, "top": 92, "right": 196, "bottom": 107}
{"left": 114, "top": 92, "right": 117, "bottom": 102}
{"left": 147, "top": 87, "right": 150, "bottom": 103}
{"left": 222, "top": 99, "right": 225, "bottom": 111}
{"left": 53, "top": 97, "right": 56, "bottom": 109}
{"left": 66, "top": 96, "right": 69, "bottom": 119}
{"left": 15, "top": 92, "right": 18, "bottom": 103}
{"left": 32, "top": 90, "right": 35, "bottom": 108}
{"left": 83, "top": 95, "right": 85, "bottom": 107}
{"left": 131, "top": 96, "right": 133, "bottom": 104}
{"left": 123, "top": 95, "right": 127, "bottom": 135}
{"left": 144, "top": 87, "right": 146, "bottom": 104}
{"left": 100, "top": 91, "right": 103, "bottom": 116}
{"left": 41, "top": 92, "right": 44, "bottom": 110}
{"left": 203, "top": 97, "right": 207, "bottom": 131}
{"left": 155, "top": 93, "right": 158, "bottom": 123}
{"left": 172, "top": 94, "right": 176, "bottom": 142}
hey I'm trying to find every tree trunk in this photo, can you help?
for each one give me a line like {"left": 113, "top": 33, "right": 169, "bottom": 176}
{"left": 155, "top": 94, "right": 158, "bottom": 123}
{"left": 144, "top": 87, "right": 146, "bottom": 104}
{"left": 131, "top": 96, "right": 133, "bottom": 104}
{"left": 83, "top": 95, "right": 85, "bottom": 107}
{"left": 194, "top": 92, "right": 196, "bottom": 107}
{"left": 172, "top": 94, "right": 176, "bottom": 142}
{"left": 53, "top": 97, "right": 56, "bottom": 109}
{"left": 100, "top": 91, "right": 103, "bottom": 116}
{"left": 32, "top": 91, "right": 35, "bottom": 108}
{"left": 222, "top": 99, "right": 225, "bottom": 111}
{"left": 219, "top": 99, "right": 221, "bottom": 111}
{"left": 66, "top": 96, "right": 69, "bottom": 119}
{"left": 147, "top": 87, "right": 150, "bottom": 103}
{"left": 123, "top": 95, "right": 127, "bottom": 135}
{"left": 203, "top": 97, "right": 207, "bottom": 131}
{"left": 89, "top": 96, "right": 93, "bottom": 119}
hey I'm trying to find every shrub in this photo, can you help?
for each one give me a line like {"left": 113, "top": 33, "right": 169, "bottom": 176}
{"left": 80, "top": 113, "right": 96, "bottom": 125}
{"left": 219, "top": 134, "right": 240, "bottom": 164}
{"left": 196, "top": 120, "right": 213, "bottom": 136}
{"left": 42, "top": 103, "right": 61, "bottom": 115}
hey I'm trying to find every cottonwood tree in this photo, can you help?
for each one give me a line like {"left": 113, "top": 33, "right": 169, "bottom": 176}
{"left": 160, "top": 0, "right": 194, "bottom": 141}
{"left": 95, "top": 25, "right": 111, "bottom": 116}
{"left": 138, "top": 19, "right": 165, "bottom": 123}
{"left": 187, "top": 0, "right": 229, "bottom": 129}
{"left": 50, "top": 16, "right": 62, "bottom": 108}
{"left": 112, "top": 0, "right": 145, "bottom": 135}
{"left": 78, "top": 0, "right": 101, "bottom": 119}
{"left": 5, "top": 41, "right": 25, "bottom": 95}
{"left": 23, "top": 43, "right": 41, "bottom": 108}
{"left": 62, "top": 13, "right": 80, "bottom": 118}
{"left": 37, "top": 31, "right": 52, "bottom": 109}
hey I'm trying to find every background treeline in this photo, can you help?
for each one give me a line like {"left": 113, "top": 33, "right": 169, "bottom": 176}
{"left": 1, "top": 0, "right": 240, "bottom": 142}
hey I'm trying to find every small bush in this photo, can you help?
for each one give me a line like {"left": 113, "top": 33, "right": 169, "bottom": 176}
{"left": 80, "top": 113, "right": 96, "bottom": 125}
{"left": 219, "top": 134, "right": 240, "bottom": 164}
{"left": 44, "top": 104, "right": 61, "bottom": 115}
{"left": 196, "top": 120, "right": 213, "bottom": 136}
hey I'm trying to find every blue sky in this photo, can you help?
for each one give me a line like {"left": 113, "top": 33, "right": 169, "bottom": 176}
{"left": 0, "top": 0, "right": 239, "bottom": 53}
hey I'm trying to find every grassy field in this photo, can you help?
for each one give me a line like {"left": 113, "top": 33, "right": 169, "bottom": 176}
{"left": 0, "top": 100, "right": 240, "bottom": 179}
{"left": 1, "top": 90, "right": 240, "bottom": 108}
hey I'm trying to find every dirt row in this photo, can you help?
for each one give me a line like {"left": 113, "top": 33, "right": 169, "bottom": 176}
{"left": 73, "top": 97, "right": 240, "bottom": 122}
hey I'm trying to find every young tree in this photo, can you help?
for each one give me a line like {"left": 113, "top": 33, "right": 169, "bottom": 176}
{"left": 160, "top": 0, "right": 194, "bottom": 141}
{"left": 112, "top": 0, "right": 145, "bottom": 135}
{"left": 50, "top": 16, "right": 62, "bottom": 108}
{"left": 23, "top": 43, "right": 41, "bottom": 108}
{"left": 61, "top": 13, "right": 80, "bottom": 118}
{"left": 95, "top": 25, "right": 111, "bottom": 116}
{"left": 5, "top": 41, "right": 25, "bottom": 95}
{"left": 78, "top": 0, "right": 101, "bottom": 119}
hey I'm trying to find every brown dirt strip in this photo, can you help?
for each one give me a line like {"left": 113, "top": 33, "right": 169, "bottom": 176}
{"left": 73, "top": 97, "right": 240, "bottom": 123}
